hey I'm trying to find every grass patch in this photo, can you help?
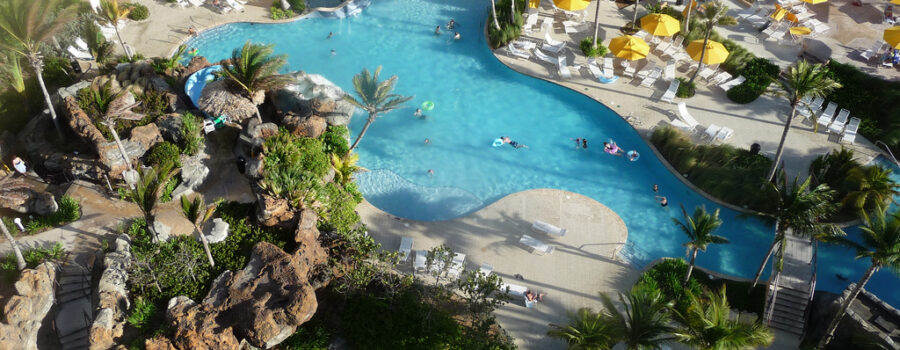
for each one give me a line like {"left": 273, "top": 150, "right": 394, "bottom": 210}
{"left": 3, "top": 196, "right": 82, "bottom": 235}
{"left": 1, "top": 243, "right": 66, "bottom": 284}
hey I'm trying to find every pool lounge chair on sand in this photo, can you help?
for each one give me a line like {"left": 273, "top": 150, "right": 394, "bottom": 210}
{"left": 697, "top": 64, "right": 718, "bottom": 81}
{"left": 520, "top": 234, "right": 554, "bottom": 255}
{"left": 622, "top": 61, "right": 637, "bottom": 78}
{"left": 398, "top": 237, "right": 413, "bottom": 263}
{"left": 816, "top": 102, "right": 838, "bottom": 129}
{"left": 798, "top": 96, "right": 824, "bottom": 119}
{"left": 532, "top": 220, "right": 567, "bottom": 237}
{"left": 707, "top": 71, "right": 732, "bottom": 86}
{"left": 502, "top": 283, "right": 528, "bottom": 297}
{"left": 715, "top": 127, "right": 734, "bottom": 142}
{"left": 603, "top": 57, "right": 615, "bottom": 78}
{"left": 718, "top": 75, "right": 745, "bottom": 91}
{"left": 587, "top": 58, "right": 604, "bottom": 79}
{"left": 413, "top": 250, "right": 427, "bottom": 273}
{"left": 664, "top": 60, "right": 675, "bottom": 81}
{"left": 842, "top": 117, "right": 860, "bottom": 144}
{"left": 661, "top": 79, "right": 680, "bottom": 103}
{"left": 543, "top": 40, "right": 566, "bottom": 53}
{"left": 533, "top": 49, "right": 557, "bottom": 65}
{"left": 479, "top": 263, "right": 494, "bottom": 276}
{"left": 225, "top": 0, "right": 244, "bottom": 10}
{"left": 524, "top": 13, "right": 540, "bottom": 33}
{"left": 704, "top": 124, "right": 722, "bottom": 141}
{"left": 545, "top": 31, "right": 564, "bottom": 46}
{"left": 508, "top": 43, "right": 531, "bottom": 59}
{"left": 640, "top": 67, "right": 662, "bottom": 87}
{"left": 75, "top": 38, "right": 89, "bottom": 51}
{"left": 68, "top": 46, "right": 93, "bottom": 60}
{"left": 828, "top": 108, "right": 850, "bottom": 134}
{"left": 557, "top": 54, "right": 572, "bottom": 79}
{"left": 860, "top": 41, "right": 884, "bottom": 61}
{"left": 676, "top": 102, "right": 700, "bottom": 129}
{"left": 635, "top": 61, "right": 657, "bottom": 81}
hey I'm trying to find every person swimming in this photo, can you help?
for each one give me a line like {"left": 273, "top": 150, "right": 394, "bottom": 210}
{"left": 655, "top": 196, "right": 668, "bottom": 207}
{"left": 501, "top": 136, "right": 528, "bottom": 149}
{"left": 331, "top": 49, "right": 336, "bottom": 56}
{"left": 603, "top": 141, "right": 624, "bottom": 156}
{"left": 453, "top": 32, "right": 461, "bottom": 40}
{"left": 427, "top": 169, "right": 435, "bottom": 176}
{"left": 582, "top": 138, "right": 588, "bottom": 149}
{"left": 327, "top": 31, "right": 334, "bottom": 39}
{"left": 414, "top": 108, "right": 424, "bottom": 118}
{"left": 573, "top": 138, "right": 582, "bottom": 149}
{"left": 424, "top": 138, "right": 431, "bottom": 145}
{"left": 448, "top": 19, "right": 456, "bottom": 29}
{"left": 435, "top": 26, "right": 441, "bottom": 35}
{"left": 653, "top": 184, "right": 659, "bottom": 193}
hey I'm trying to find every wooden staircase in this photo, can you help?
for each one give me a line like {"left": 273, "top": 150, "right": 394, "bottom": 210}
{"left": 763, "top": 232, "right": 815, "bottom": 337}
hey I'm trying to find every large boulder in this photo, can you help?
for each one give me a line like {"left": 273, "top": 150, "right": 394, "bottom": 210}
{"left": 98, "top": 123, "right": 161, "bottom": 179}
{"left": 272, "top": 71, "right": 355, "bottom": 126}
{"left": 62, "top": 96, "right": 107, "bottom": 153}
{"left": 0, "top": 177, "right": 58, "bottom": 215}
{"left": 256, "top": 193, "right": 294, "bottom": 228}
{"left": 170, "top": 145, "right": 210, "bottom": 201}
{"left": 90, "top": 234, "right": 133, "bottom": 349}
{"left": 281, "top": 114, "right": 327, "bottom": 139}
{"left": 0, "top": 262, "right": 58, "bottom": 350}
{"left": 129, "top": 123, "right": 163, "bottom": 153}
{"left": 156, "top": 114, "right": 185, "bottom": 145}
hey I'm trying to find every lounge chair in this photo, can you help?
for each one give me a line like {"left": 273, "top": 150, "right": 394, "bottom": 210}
{"left": 532, "top": 220, "right": 567, "bottom": 237}
{"left": 544, "top": 31, "right": 564, "bottom": 46}
{"left": 828, "top": 108, "right": 850, "bottom": 134}
{"left": 479, "top": 263, "right": 494, "bottom": 276}
{"left": 668, "top": 119, "right": 693, "bottom": 132}
{"left": 587, "top": 58, "right": 604, "bottom": 79}
{"left": 533, "top": 49, "right": 557, "bottom": 65}
{"left": 704, "top": 124, "right": 722, "bottom": 140}
{"left": 798, "top": 96, "right": 824, "bottom": 119}
{"left": 633, "top": 29, "right": 649, "bottom": 39}
{"left": 524, "top": 13, "right": 540, "bottom": 33}
{"left": 718, "top": 75, "right": 745, "bottom": 91}
{"left": 398, "top": 237, "right": 413, "bottom": 263}
{"left": 842, "top": 117, "right": 860, "bottom": 144}
{"left": 540, "top": 17, "right": 554, "bottom": 33}
{"left": 654, "top": 40, "right": 672, "bottom": 55}
{"left": 508, "top": 43, "right": 531, "bottom": 59}
{"left": 563, "top": 20, "right": 587, "bottom": 34}
{"left": 520, "top": 234, "right": 554, "bottom": 255}
{"left": 413, "top": 250, "right": 427, "bottom": 273}
{"left": 661, "top": 79, "right": 680, "bottom": 103}
{"left": 640, "top": 67, "right": 662, "bottom": 88}
{"left": 447, "top": 253, "right": 466, "bottom": 279}
{"left": 707, "top": 71, "right": 732, "bottom": 86}
{"left": 676, "top": 102, "right": 700, "bottom": 130}
{"left": 715, "top": 127, "right": 734, "bottom": 142}
{"left": 514, "top": 40, "right": 537, "bottom": 51}
{"left": 816, "top": 102, "right": 838, "bottom": 129}
{"left": 635, "top": 61, "right": 657, "bottom": 81}
{"left": 603, "top": 57, "right": 615, "bottom": 78}
{"left": 225, "top": 0, "right": 244, "bottom": 10}
{"left": 697, "top": 64, "right": 718, "bottom": 81}
{"left": 68, "top": 46, "right": 93, "bottom": 60}
{"left": 75, "top": 37, "right": 90, "bottom": 51}
{"left": 542, "top": 40, "right": 566, "bottom": 53}
{"left": 737, "top": 3, "right": 760, "bottom": 19}
{"left": 860, "top": 41, "right": 884, "bottom": 61}
{"left": 502, "top": 283, "right": 528, "bottom": 297}
{"left": 622, "top": 60, "right": 637, "bottom": 78}
{"left": 664, "top": 60, "right": 676, "bottom": 81}
{"left": 187, "top": 0, "right": 204, "bottom": 6}
{"left": 557, "top": 54, "right": 572, "bottom": 79}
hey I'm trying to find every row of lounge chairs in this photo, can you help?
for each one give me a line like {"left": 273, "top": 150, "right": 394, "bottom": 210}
{"left": 668, "top": 102, "right": 733, "bottom": 142}
{"left": 176, "top": 0, "right": 245, "bottom": 13}
{"left": 811, "top": 100, "right": 860, "bottom": 143}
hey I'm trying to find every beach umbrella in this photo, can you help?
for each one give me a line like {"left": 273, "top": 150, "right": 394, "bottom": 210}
{"left": 886, "top": 26, "right": 900, "bottom": 49}
{"left": 553, "top": 0, "right": 590, "bottom": 11}
{"left": 789, "top": 26, "right": 812, "bottom": 36}
{"left": 198, "top": 80, "right": 258, "bottom": 123}
{"left": 892, "top": 0, "right": 900, "bottom": 5}
{"left": 770, "top": 8, "right": 787, "bottom": 21}
{"left": 609, "top": 35, "right": 650, "bottom": 60}
{"left": 686, "top": 40, "right": 729, "bottom": 65}
{"left": 802, "top": 0, "right": 828, "bottom": 4}
{"left": 640, "top": 14, "right": 681, "bottom": 37}
{"left": 786, "top": 12, "right": 800, "bottom": 23}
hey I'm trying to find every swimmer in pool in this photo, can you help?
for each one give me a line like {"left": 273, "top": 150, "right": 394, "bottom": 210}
{"left": 454, "top": 32, "right": 461, "bottom": 40}
{"left": 331, "top": 49, "right": 336, "bottom": 56}
{"left": 501, "top": 136, "right": 528, "bottom": 149}
{"left": 603, "top": 141, "right": 624, "bottom": 156}
{"left": 655, "top": 196, "right": 668, "bottom": 207}
{"left": 573, "top": 138, "right": 582, "bottom": 149}
{"left": 653, "top": 184, "right": 659, "bottom": 193}
{"left": 424, "top": 138, "right": 431, "bottom": 145}
{"left": 628, "top": 151, "right": 639, "bottom": 161}
{"left": 448, "top": 19, "right": 456, "bottom": 29}
{"left": 414, "top": 108, "right": 423, "bottom": 117}
{"left": 327, "top": 31, "right": 334, "bottom": 39}
{"left": 435, "top": 26, "right": 441, "bottom": 35}
{"left": 428, "top": 169, "right": 435, "bottom": 176}
{"left": 582, "top": 138, "right": 588, "bottom": 149}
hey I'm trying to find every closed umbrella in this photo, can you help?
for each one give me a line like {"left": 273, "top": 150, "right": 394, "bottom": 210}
{"left": 553, "top": 0, "right": 590, "bottom": 11}
{"left": 686, "top": 40, "right": 729, "bottom": 64}
{"left": 640, "top": 14, "right": 681, "bottom": 37}
{"left": 892, "top": 0, "right": 900, "bottom": 5}
{"left": 886, "top": 26, "right": 900, "bottom": 49}
{"left": 770, "top": 8, "right": 787, "bottom": 21}
{"left": 786, "top": 12, "right": 800, "bottom": 23}
{"left": 609, "top": 35, "right": 650, "bottom": 60}
{"left": 802, "top": 0, "right": 827, "bottom": 4}
{"left": 789, "top": 26, "right": 812, "bottom": 36}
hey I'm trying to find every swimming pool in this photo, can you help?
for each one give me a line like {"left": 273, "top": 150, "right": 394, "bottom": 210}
{"left": 186, "top": 0, "right": 900, "bottom": 307}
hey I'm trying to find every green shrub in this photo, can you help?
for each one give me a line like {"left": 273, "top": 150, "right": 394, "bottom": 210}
{"left": 281, "top": 317, "right": 332, "bottom": 350}
{"left": 180, "top": 112, "right": 203, "bottom": 156}
{"left": 321, "top": 125, "right": 349, "bottom": 156}
{"left": 343, "top": 292, "right": 463, "bottom": 349}
{"left": 126, "top": 296, "right": 158, "bottom": 329}
{"left": 210, "top": 202, "right": 293, "bottom": 273}
{"left": 135, "top": 89, "right": 170, "bottom": 117}
{"left": 580, "top": 37, "right": 608, "bottom": 57}
{"left": 270, "top": 0, "right": 297, "bottom": 19}
{"left": 288, "top": 0, "right": 306, "bottom": 12}
{"left": 726, "top": 58, "right": 778, "bottom": 104}
{"left": 318, "top": 182, "right": 361, "bottom": 236}
{"left": 487, "top": 0, "right": 526, "bottom": 49}
{"left": 42, "top": 56, "right": 76, "bottom": 89}
{"left": 158, "top": 175, "right": 179, "bottom": 203}
{"left": 15, "top": 196, "right": 83, "bottom": 234}
{"left": 260, "top": 130, "right": 331, "bottom": 207}
{"left": 125, "top": 3, "right": 149, "bottom": 21}
{"left": 825, "top": 61, "right": 900, "bottom": 151}
{"left": 77, "top": 84, "right": 159, "bottom": 141}
{"left": 675, "top": 77, "right": 695, "bottom": 98}
{"left": 126, "top": 219, "right": 211, "bottom": 302}
{"left": 1, "top": 243, "right": 65, "bottom": 283}
{"left": 636, "top": 259, "right": 766, "bottom": 314}
{"left": 146, "top": 141, "right": 182, "bottom": 168}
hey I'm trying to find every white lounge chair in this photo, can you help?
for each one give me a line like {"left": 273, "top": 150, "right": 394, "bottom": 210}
{"left": 68, "top": 46, "right": 93, "bottom": 60}
{"left": 828, "top": 108, "right": 850, "bottom": 134}
{"left": 668, "top": 119, "right": 693, "bottom": 132}
{"left": 676, "top": 102, "right": 700, "bottom": 130}
{"left": 718, "top": 76, "right": 745, "bottom": 91}
{"left": 502, "top": 283, "right": 528, "bottom": 297}
{"left": 704, "top": 124, "right": 722, "bottom": 140}
{"left": 842, "top": 117, "right": 860, "bottom": 144}
{"left": 520, "top": 234, "right": 554, "bottom": 255}
{"left": 622, "top": 60, "right": 637, "bottom": 78}
{"left": 524, "top": 13, "right": 540, "bottom": 33}
{"left": 635, "top": 61, "right": 657, "bottom": 81}
{"left": 515, "top": 40, "right": 537, "bottom": 51}
{"left": 664, "top": 60, "right": 676, "bottom": 81}
{"left": 661, "top": 79, "right": 680, "bottom": 103}
{"left": 640, "top": 67, "right": 662, "bottom": 87}
{"left": 479, "top": 263, "right": 494, "bottom": 276}
{"left": 545, "top": 31, "right": 564, "bottom": 46}
{"left": 532, "top": 220, "right": 567, "bottom": 237}
{"left": 540, "top": 17, "right": 554, "bottom": 34}
{"left": 225, "top": 0, "right": 244, "bottom": 10}
{"left": 534, "top": 49, "right": 557, "bottom": 65}
{"left": 75, "top": 38, "right": 89, "bottom": 51}
{"left": 542, "top": 40, "right": 566, "bottom": 53}
{"left": 654, "top": 40, "right": 672, "bottom": 55}
{"left": 508, "top": 43, "right": 531, "bottom": 59}
{"left": 413, "top": 250, "right": 427, "bottom": 273}
{"left": 187, "top": 0, "right": 204, "bottom": 6}
{"left": 817, "top": 102, "right": 838, "bottom": 129}
{"left": 557, "top": 54, "right": 572, "bottom": 79}
{"left": 602, "top": 57, "right": 615, "bottom": 78}
{"left": 715, "top": 127, "right": 734, "bottom": 142}
{"left": 587, "top": 58, "right": 604, "bottom": 79}
{"left": 398, "top": 237, "right": 413, "bottom": 262}
{"left": 860, "top": 41, "right": 884, "bottom": 61}
{"left": 798, "top": 96, "right": 824, "bottom": 119}
{"left": 447, "top": 253, "right": 466, "bottom": 279}
{"left": 736, "top": 3, "right": 760, "bottom": 19}
{"left": 707, "top": 71, "right": 732, "bottom": 86}
{"left": 697, "top": 64, "right": 718, "bottom": 82}
{"left": 563, "top": 20, "right": 587, "bottom": 34}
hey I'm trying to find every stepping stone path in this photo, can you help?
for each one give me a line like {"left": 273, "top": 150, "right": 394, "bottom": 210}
{"left": 55, "top": 261, "right": 93, "bottom": 350}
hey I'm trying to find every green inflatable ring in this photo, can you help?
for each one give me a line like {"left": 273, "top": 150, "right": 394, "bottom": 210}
{"left": 421, "top": 101, "right": 435, "bottom": 111}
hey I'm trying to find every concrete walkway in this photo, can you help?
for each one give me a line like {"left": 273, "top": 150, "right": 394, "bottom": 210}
{"left": 359, "top": 188, "right": 636, "bottom": 349}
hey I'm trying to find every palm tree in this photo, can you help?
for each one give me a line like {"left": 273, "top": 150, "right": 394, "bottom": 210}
{"left": 217, "top": 41, "right": 292, "bottom": 123}
{"left": 675, "top": 205, "right": 730, "bottom": 284}
{"left": 490, "top": 0, "right": 502, "bottom": 30}
{"left": 548, "top": 308, "right": 617, "bottom": 349}
{"left": 344, "top": 66, "right": 413, "bottom": 151}
{"left": 97, "top": 0, "right": 132, "bottom": 61}
{"left": 764, "top": 61, "right": 841, "bottom": 182}
{"left": 0, "top": 51, "right": 25, "bottom": 94}
{"left": 127, "top": 163, "right": 179, "bottom": 242}
{"left": 818, "top": 209, "right": 900, "bottom": 349}
{"left": 631, "top": 0, "right": 643, "bottom": 29}
{"left": 0, "top": 0, "right": 75, "bottom": 137}
{"left": 86, "top": 82, "right": 145, "bottom": 173}
{"left": 844, "top": 165, "right": 900, "bottom": 222}
{"left": 684, "top": 0, "right": 694, "bottom": 33}
{"left": 330, "top": 151, "right": 365, "bottom": 186}
{"left": 180, "top": 195, "right": 218, "bottom": 268}
{"left": 0, "top": 217, "right": 26, "bottom": 270}
{"left": 673, "top": 287, "right": 774, "bottom": 350}
{"left": 600, "top": 285, "right": 674, "bottom": 350}
{"left": 749, "top": 175, "right": 842, "bottom": 290}
{"left": 591, "top": 0, "right": 602, "bottom": 48}
{"left": 511, "top": 0, "right": 516, "bottom": 25}
{"left": 687, "top": 2, "right": 736, "bottom": 86}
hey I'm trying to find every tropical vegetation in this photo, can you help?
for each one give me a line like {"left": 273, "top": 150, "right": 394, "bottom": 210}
{"left": 686, "top": 2, "right": 736, "bottom": 86}
{"left": 672, "top": 287, "right": 773, "bottom": 350}
{"left": 1, "top": 243, "right": 64, "bottom": 283}
{"left": 343, "top": 66, "right": 413, "bottom": 151}
{"left": 824, "top": 61, "right": 900, "bottom": 153}
{"left": 97, "top": 0, "right": 133, "bottom": 61}
{"left": 676, "top": 205, "right": 729, "bottom": 283}
{"left": 487, "top": 0, "right": 525, "bottom": 48}
{"left": 217, "top": 41, "right": 293, "bottom": 123}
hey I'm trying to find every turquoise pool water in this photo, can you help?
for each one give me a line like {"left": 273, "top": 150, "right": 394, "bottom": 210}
{"left": 186, "top": 0, "right": 900, "bottom": 306}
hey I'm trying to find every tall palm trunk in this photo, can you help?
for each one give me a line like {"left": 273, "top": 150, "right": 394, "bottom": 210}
{"left": 684, "top": 0, "right": 694, "bottom": 32}
{"left": 688, "top": 27, "right": 711, "bottom": 85}
{"left": 113, "top": 26, "right": 131, "bottom": 60}
{"left": 818, "top": 264, "right": 879, "bottom": 349}
{"left": 632, "top": 0, "right": 641, "bottom": 28}
{"left": 29, "top": 56, "right": 63, "bottom": 138}
{"left": 750, "top": 237, "right": 781, "bottom": 291}
{"left": 592, "top": 0, "right": 602, "bottom": 47}
{"left": 194, "top": 224, "right": 216, "bottom": 268}
{"left": 350, "top": 113, "right": 377, "bottom": 151}
{"left": 1, "top": 220, "right": 26, "bottom": 271}
{"left": 106, "top": 121, "right": 133, "bottom": 172}
{"left": 490, "top": 0, "right": 502, "bottom": 30}
{"left": 511, "top": 0, "right": 516, "bottom": 25}
{"left": 254, "top": 106, "right": 263, "bottom": 123}
{"left": 684, "top": 247, "right": 699, "bottom": 284}
{"left": 766, "top": 102, "right": 799, "bottom": 182}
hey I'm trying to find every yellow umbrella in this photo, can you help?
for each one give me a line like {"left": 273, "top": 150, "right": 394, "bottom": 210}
{"left": 802, "top": 0, "right": 827, "bottom": 4}
{"left": 529, "top": 0, "right": 540, "bottom": 8}
{"left": 892, "top": 0, "right": 900, "bottom": 5}
{"left": 770, "top": 8, "right": 787, "bottom": 21}
{"left": 553, "top": 0, "right": 590, "bottom": 11}
{"left": 640, "top": 14, "right": 681, "bottom": 37}
{"left": 886, "top": 26, "right": 900, "bottom": 49}
{"left": 686, "top": 40, "right": 729, "bottom": 64}
{"left": 786, "top": 12, "right": 800, "bottom": 23}
{"left": 789, "top": 26, "right": 812, "bottom": 36}
{"left": 609, "top": 35, "right": 650, "bottom": 61}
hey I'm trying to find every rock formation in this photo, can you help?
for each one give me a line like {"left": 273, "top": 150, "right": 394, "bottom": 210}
{"left": 0, "top": 177, "right": 58, "bottom": 215}
{"left": 90, "top": 235, "right": 132, "bottom": 349}
{"left": 62, "top": 96, "right": 107, "bottom": 154}
{"left": 271, "top": 71, "right": 355, "bottom": 127}
{"left": 0, "top": 262, "right": 58, "bottom": 350}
